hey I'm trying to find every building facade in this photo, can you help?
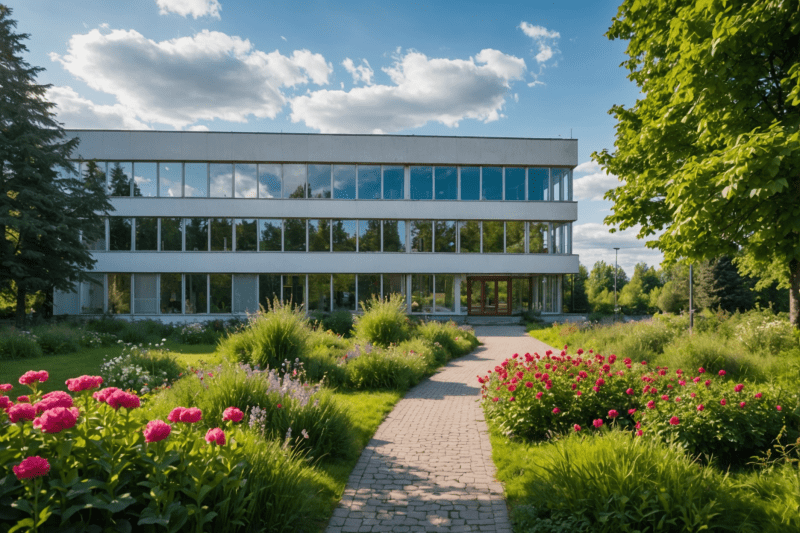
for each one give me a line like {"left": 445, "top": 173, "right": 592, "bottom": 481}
{"left": 53, "top": 131, "right": 579, "bottom": 321}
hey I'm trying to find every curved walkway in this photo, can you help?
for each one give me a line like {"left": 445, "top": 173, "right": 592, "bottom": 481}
{"left": 326, "top": 325, "right": 556, "bottom": 533}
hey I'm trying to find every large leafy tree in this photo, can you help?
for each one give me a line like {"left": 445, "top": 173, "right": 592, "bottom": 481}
{"left": 594, "top": 0, "right": 800, "bottom": 328}
{"left": 0, "top": 5, "right": 112, "bottom": 327}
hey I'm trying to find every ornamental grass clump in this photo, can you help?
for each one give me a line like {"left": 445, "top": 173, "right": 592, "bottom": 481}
{"left": 353, "top": 294, "right": 410, "bottom": 347}
{"left": 0, "top": 328, "right": 43, "bottom": 360}
{"left": 416, "top": 320, "right": 479, "bottom": 360}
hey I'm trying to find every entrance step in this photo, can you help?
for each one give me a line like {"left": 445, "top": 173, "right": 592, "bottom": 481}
{"left": 464, "top": 315, "right": 523, "bottom": 326}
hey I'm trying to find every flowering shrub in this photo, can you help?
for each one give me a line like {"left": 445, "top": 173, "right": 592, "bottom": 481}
{"left": 99, "top": 342, "right": 183, "bottom": 394}
{"left": 735, "top": 311, "right": 796, "bottom": 354}
{"left": 79, "top": 330, "right": 117, "bottom": 348}
{"left": 176, "top": 321, "right": 219, "bottom": 344}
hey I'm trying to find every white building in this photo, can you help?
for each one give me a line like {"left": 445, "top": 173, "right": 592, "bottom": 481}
{"left": 53, "top": 130, "right": 578, "bottom": 322}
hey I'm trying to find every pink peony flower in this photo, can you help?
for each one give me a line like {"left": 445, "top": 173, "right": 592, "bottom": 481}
{"left": 661, "top": 395, "right": 670, "bottom": 401}
{"left": 646, "top": 400, "right": 655, "bottom": 409}
{"left": 492, "top": 397, "right": 499, "bottom": 402}
{"left": 16, "top": 395, "right": 29, "bottom": 403}
{"left": 19, "top": 371, "right": 48, "bottom": 386}
{"left": 720, "top": 398, "right": 727, "bottom": 406}
{"left": 106, "top": 391, "right": 141, "bottom": 410}
{"left": 718, "top": 370, "right": 726, "bottom": 376}
{"left": 222, "top": 406, "right": 244, "bottom": 423}
{"left": 697, "top": 404, "right": 705, "bottom": 411}
{"left": 33, "top": 407, "right": 80, "bottom": 433}
{"left": 66, "top": 375, "right": 104, "bottom": 392}
{"left": 509, "top": 397, "right": 515, "bottom": 402}
{"left": 690, "top": 392, "right": 696, "bottom": 398}
{"left": 535, "top": 392, "right": 543, "bottom": 400}
{"left": 675, "top": 397, "right": 682, "bottom": 402}
{"left": 13, "top": 456, "right": 50, "bottom": 480}
{"left": 524, "top": 381, "right": 533, "bottom": 388}
{"left": 636, "top": 430, "right": 643, "bottom": 436}
{"left": 626, "top": 388, "right": 634, "bottom": 395}
{"left": 168, "top": 407, "right": 186, "bottom": 422}
{"left": 0, "top": 396, "right": 12, "bottom": 410}
{"left": 693, "top": 377, "right": 701, "bottom": 383}
{"left": 552, "top": 407, "right": 560, "bottom": 414}
{"left": 143, "top": 420, "right": 172, "bottom": 443}
{"left": 669, "top": 416, "right": 680, "bottom": 425}
{"left": 734, "top": 383, "right": 744, "bottom": 393}
{"left": 777, "top": 405, "right": 782, "bottom": 411}
{"left": 180, "top": 407, "right": 202, "bottom": 423}
{"left": 628, "top": 408, "right": 637, "bottom": 415}
{"left": 0, "top": 384, "right": 12, "bottom": 392}
{"left": 593, "top": 419, "right": 603, "bottom": 429}
{"left": 576, "top": 391, "right": 582, "bottom": 396}
{"left": 754, "top": 392, "right": 763, "bottom": 399}
{"left": 34, "top": 391, "right": 74, "bottom": 414}
{"left": 635, "top": 421, "right": 641, "bottom": 429}
{"left": 205, "top": 428, "right": 226, "bottom": 445}
{"left": 698, "top": 367, "right": 705, "bottom": 374}
{"left": 608, "top": 409, "right": 619, "bottom": 418}
{"left": 7, "top": 403, "right": 36, "bottom": 423}
{"left": 574, "top": 424, "right": 581, "bottom": 432}
{"left": 704, "top": 380, "right": 711, "bottom": 387}
{"left": 93, "top": 387, "right": 120, "bottom": 403}
{"left": 739, "top": 402, "right": 746, "bottom": 408}
{"left": 508, "top": 384, "right": 517, "bottom": 392}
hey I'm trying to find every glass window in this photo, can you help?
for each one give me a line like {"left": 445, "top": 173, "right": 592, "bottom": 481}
{"left": 332, "top": 220, "right": 356, "bottom": 251}
{"left": 186, "top": 274, "right": 208, "bottom": 314}
{"left": 483, "top": 221, "right": 504, "bottom": 253}
{"left": 383, "top": 274, "right": 405, "bottom": 301}
{"left": 434, "top": 221, "right": 456, "bottom": 253}
{"left": 81, "top": 274, "right": 104, "bottom": 314}
{"left": 161, "top": 218, "right": 182, "bottom": 251}
{"left": 383, "top": 166, "right": 404, "bottom": 199}
{"left": 259, "top": 219, "right": 282, "bottom": 251}
{"left": 185, "top": 163, "right": 207, "bottom": 197}
{"left": 108, "top": 274, "right": 131, "bottom": 314}
{"left": 308, "top": 164, "right": 331, "bottom": 198}
{"left": 235, "top": 219, "right": 257, "bottom": 251}
{"left": 307, "top": 274, "right": 329, "bottom": 312}
{"left": 434, "top": 275, "right": 454, "bottom": 312}
{"left": 258, "top": 164, "right": 281, "bottom": 198}
{"left": 410, "top": 166, "right": 432, "bottom": 200}
{"left": 529, "top": 222, "right": 548, "bottom": 253}
{"left": 505, "top": 167, "right": 525, "bottom": 201}
{"left": 551, "top": 222, "right": 566, "bottom": 254}
{"left": 210, "top": 164, "right": 233, "bottom": 198}
{"left": 383, "top": 220, "right": 406, "bottom": 252}
{"left": 333, "top": 165, "right": 356, "bottom": 199}
{"left": 185, "top": 218, "right": 209, "bottom": 251}
{"left": 481, "top": 167, "right": 502, "bottom": 200}
{"left": 358, "top": 165, "right": 381, "bottom": 200}
{"left": 460, "top": 167, "right": 480, "bottom": 200}
{"left": 458, "top": 221, "right": 480, "bottom": 253}
{"left": 233, "top": 274, "right": 258, "bottom": 313}
{"left": 357, "top": 274, "right": 381, "bottom": 307}
{"left": 435, "top": 167, "right": 457, "bottom": 200}
{"left": 259, "top": 274, "right": 282, "bottom": 309}
{"left": 506, "top": 221, "right": 525, "bottom": 254}
{"left": 410, "top": 220, "right": 432, "bottom": 252}
{"left": 133, "top": 163, "right": 157, "bottom": 197}
{"left": 109, "top": 218, "right": 132, "bottom": 251}
{"left": 411, "top": 275, "right": 432, "bottom": 313}
{"left": 528, "top": 168, "right": 549, "bottom": 201}
{"left": 235, "top": 163, "right": 258, "bottom": 198}
{"left": 210, "top": 218, "right": 232, "bottom": 251}
{"left": 284, "top": 219, "right": 306, "bottom": 251}
{"left": 210, "top": 274, "right": 232, "bottom": 313}
{"left": 84, "top": 218, "right": 106, "bottom": 251}
{"left": 82, "top": 161, "right": 106, "bottom": 192}
{"left": 160, "top": 273, "right": 182, "bottom": 314}
{"left": 283, "top": 164, "right": 306, "bottom": 198}
{"left": 358, "top": 220, "right": 381, "bottom": 252}
{"left": 135, "top": 218, "right": 157, "bottom": 251}
{"left": 512, "top": 277, "right": 530, "bottom": 314}
{"left": 159, "top": 162, "right": 181, "bottom": 197}
{"left": 333, "top": 274, "right": 356, "bottom": 311}
{"left": 308, "top": 219, "right": 330, "bottom": 252}
{"left": 108, "top": 162, "right": 132, "bottom": 196}
{"left": 283, "top": 274, "right": 305, "bottom": 308}
{"left": 551, "top": 168, "right": 568, "bottom": 201}
{"left": 133, "top": 274, "right": 157, "bottom": 314}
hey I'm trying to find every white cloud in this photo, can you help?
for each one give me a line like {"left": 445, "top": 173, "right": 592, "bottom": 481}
{"left": 519, "top": 22, "right": 560, "bottom": 65}
{"left": 573, "top": 160, "right": 622, "bottom": 201}
{"left": 572, "top": 222, "right": 664, "bottom": 274}
{"left": 156, "top": 0, "right": 221, "bottom": 19}
{"left": 342, "top": 58, "right": 374, "bottom": 85}
{"left": 519, "top": 22, "right": 560, "bottom": 40}
{"left": 51, "top": 29, "right": 332, "bottom": 129}
{"left": 290, "top": 48, "right": 526, "bottom": 133}
{"left": 46, "top": 86, "right": 151, "bottom": 130}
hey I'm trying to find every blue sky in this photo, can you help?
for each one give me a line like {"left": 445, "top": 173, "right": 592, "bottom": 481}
{"left": 8, "top": 0, "right": 663, "bottom": 275}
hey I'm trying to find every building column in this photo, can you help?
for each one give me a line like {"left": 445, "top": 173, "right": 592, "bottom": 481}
{"left": 454, "top": 275, "right": 462, "bottom": 314}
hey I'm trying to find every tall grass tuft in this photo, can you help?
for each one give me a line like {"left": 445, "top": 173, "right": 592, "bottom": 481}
{"left": 353, "top": 294, "right": 410, "bottom": 347}
{"left": 31, "top": 324, "right": 82, "bottom": 354}
{"left": 0, "top": 328, "right": 43, "bottom": 359}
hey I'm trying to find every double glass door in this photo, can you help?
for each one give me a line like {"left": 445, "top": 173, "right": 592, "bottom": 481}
{"left": 467, "top": 276, "right": 511, "bottom": 315}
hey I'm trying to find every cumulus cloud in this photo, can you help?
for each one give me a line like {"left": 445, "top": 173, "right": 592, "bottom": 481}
{"left": 519, "top": 22, "right": 560, "bottom": 64}
{"left": 156, "top": 0, "right": 221, "bottom": 19}
{"left": 290, "top": 48, "right": 526, "bottom": 133}
{"left": 51, "top": 28, "right": 332, "bottom": 129}
{"left": 342, "top": 58, "right": 374, "bottom": 85}
{"left": 573, "top": 160, "right": 622, "bottom": 201}
{"left": 572, "top": 222, "right": 664, "bottom": 275}
{"left": 46, "top": 86, "right": 150, "bottom": 130}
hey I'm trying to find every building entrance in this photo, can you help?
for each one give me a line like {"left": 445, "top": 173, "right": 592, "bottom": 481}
{"left": 466, "top": 276, "right": 512, "bottom": 315}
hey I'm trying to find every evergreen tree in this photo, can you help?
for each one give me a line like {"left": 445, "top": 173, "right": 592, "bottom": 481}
{"left": 564, "top": 264, "right": 589, "bottom": 313}
{"left": 0, "top": 6, "right": 112, "bottom": 327}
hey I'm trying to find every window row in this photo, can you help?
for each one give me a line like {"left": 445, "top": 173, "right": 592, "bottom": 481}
{"left": 71, "top": 161, "right": 572, "bottom": 201}
{"left": 92, "top": 218, "right": 572, "bottom": 254}
{"left": 77, "top": 273, "right": 561, "bottom": 315}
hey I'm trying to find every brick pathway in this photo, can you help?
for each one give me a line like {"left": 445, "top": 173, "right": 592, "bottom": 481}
{"left": 326, "top": 325, "right": 556, "bottom": 533}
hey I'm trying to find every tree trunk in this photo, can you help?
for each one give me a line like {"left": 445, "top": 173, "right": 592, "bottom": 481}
{"left": 791, "top": 258, "right": 799, "bottom": 331}
{"left": 15, "top": 283, "right": 26, "bottom": 330}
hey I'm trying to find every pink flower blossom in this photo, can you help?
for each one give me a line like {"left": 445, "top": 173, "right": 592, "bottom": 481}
{"left": 93, "top": 387, "right": 121, "bottom": 403}
{"left": 690, "top": 392, "right": 696, "bottom": 398}
{"left": 277, "top": 403, "right": 282, "bottom": 409}
{"left": 508, "top": 385, "right": 517, "bottom": 393}
{"left": 222, "top": 407, "right": 244, "bottom": 423}
{"left": 143, "top": 420, "right": 172, "bottom": 443}
{"left": 66, "top": 375, "right": 104, "bottom": 392}
{"left": 720, "top": 398, "right": 727, "bottom": 406}
{"left": 669, "top": 416, "right": 680, "bottom": 426}
{"left": 16, "top": 395, "right": 29, "bottom": 403}
{"left": 535, "top": 392, "right": 543, "bottom": 400}
{"left": 509, "top": 397, "right": 515, "bottom": 402}
{"left": 576, "top": 391, "right": 582, "bottom": 396}
{"left": 608, "top": 409, "right": 619, "bottom": 418}
{"left": 646, "top": 400, "right": 655, "bottom": 409}
{"left": 698, "top": 367, "right": 705, "bottom": 374}
{"left": 106, "top": 391, "right": 141, "bottom": 410}
{"left": 574, "top": 424, "right": 581, "bottom": 432}
{"left": 492, "top": 397, "right": 499, "bottom": 402}
{"left": 627, "top": 408, "right": 636, "bottom": 415}
{"left": 180, "top": 407, "right": 202, "bottom": 423}
{"left": 525, "top": 381, "right": 533, "bottom": 388}
{"left": 697, "top": 404, "right": 705, "bottom": 411}
{"left": 7, "top": 403, "right": 36, "bottom": 423}
{"left": 33, "top": 407, "right": 80, "bottom": 433}
{"left": 718, "top": 370, "right": 726, "bottom": 376}
{"left": 552, "top": 407, "right": 561, "bottom": 414}
{"left": 13, "top": 456, "right": 50, "bottom": 480}
{"left": 777, "top": 405, "right": 782, "bottom": 411}
{"left": 661, "top": 395, "right": 670, "bottom": 401}
{"left": 168, "top": 407, "right": 186, "bottom": 422}
{"left": 205, "top": 428, "right": 225, "bottom": 445}
{"left": 0, "top": 396, "right": 11, "bottom": 409}
{"left": 675, "top": 397, "right": 682, "bottom": 402}
{"left": 636, "top": 430, "right": 643, "bottom": 436}
{"left": 0, "top": 384, "right": 12, "bottom": 392}
{"left": 593, "top": 419, "right": 603, "bottom": 428}
{"left": 693, "top": 377, "right": 701, "bottom": 383}
{"left": 754, "top": 392, "right": 763, "bottom": 399}
{"left": 704, "top": 380, "right": 711, "bottom": 387}
{"left": 19, "top": 371, "right": 48, "bottom": 386}
{"left": 734, "top": 383, "right": 744, "bottom": 393}
{"left": 34, "top": 391, "right": 73, "bottom": 414}
{"left": 626, "top": 388, "right": 634, "bottom": 395}
{"left": 635, "top": 421, "right": 641, "bottom": 429}
{"left": 739, "top": 402, "right": 746, "bottom": 408}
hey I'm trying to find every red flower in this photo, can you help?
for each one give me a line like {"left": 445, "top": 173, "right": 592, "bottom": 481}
{"left": 0, "top": 396, "right": 12, "bottom": 410}
{"left": 593, "top": 419, "right": 603, "bottom": 428}
{"left": 106, "top": 391, "right": 141, "bottom": 410}
{"left": 34, "top": 391, "right": 74, "bottom": 414}
{"left": 7, "top": 403, "right": 36, "bottom": 422}
{"left": 704, "top": 380, "right": 711, "bottom": 387}
{"left": 646, "top": 400, "right": 655, "bottom": 409}
{"left": 626, "top": 388, "right": 634, "bottom": 395}
{"left": 525, "top": 381, "right": 533, "bottom": 388}
{"left": 277, "top": 403, "right": 282, "bottom": 409}
{"left": 509, "top": 397, "right": 515, "bottom": 402}
{"left": 33, "top": 407, "right": 80, "bottom": 433}
{"left": 492, "top": 397, "right": 499, "bottom": 402}
{"left": 641, "top": 360, "right": 647, "bottom": 365}
{"left": 720, "top": 399, "right": 727, "bottom": 406}
{"left": 93, "top": 387, "right": 121, "bottom": 403}
{"left": 576, "top": 391, "right": 582, "bottom": 396}
{"left": 508, "top": 384, "right": 517, "bottom": 392}
{"left": 636, "top": 430, "right": 643, "bottom": 436}
{"left": 690, "top": 392, "right": 696, "bottom": 398}
{"left": 222, "top": 406, "right": 244, "bottom": 423}
{"left": 180, "top": 407, "right": 202, "bottom": 423}
{"left": 675, "top": 397, "right": 682, "bottom": 402}
{"left": 669, "top": 416, "right": 680, "bottom": 426}
{"left": 754, "top": 392, "right": 763, "bottom": 399}
{"left": 143, "top": 420, "right": 172, "bottom": 443}
{"left": 13, "top": 456, "right": 50, "bottom": 480}
{"left": 608, "top": 409, "right": 619, "bottom": 418}
{"left": 16, "top": 395, "right": 29, "bottom": 403}
{"left": 19, "top": 371, "right": 48, "bottom": 386}
{"left": 739, "top": 402, "right": 746, "bottom": 408}
{"left": 693, "top": 377, "right": 701, "bottom": 383}
{"left": 204, "top": 428, "right": 226, "bottom": 445}
{"left": 734, "top": 383, "right": 744, "bottom": 393}
{"left": 777, "top": 405, "right": 782, "bottom": 411}
{"left": 661, "top": 395, "right": 670, "bottom": 401}
{"left": 65, "top": 375, "right": 104, "bottom": 392}
{"left": 697, "top": 404, "right": 704, "bottom": 411}
{"left": 635, "top": 421, "right": 641, "bottom": 429}
{"left": 168, "top": 406, "right": 186, "bottom": 422}
{"left": 718, "top": 370, "right": 726, "bottom": 376}
{"left": 698, "top": 367, "right": 705, "bottom": 374}
{"left": 0, "top": 384, "right": 12, "bottom": 392}
{"left": 574, "top": 424, "right": 581, "bottom": 432}
{"left": 552, "top": 407, "right": 560, "bottom": 414}
{"left": 535, "top": 392, "right": 543, "bottom": 400}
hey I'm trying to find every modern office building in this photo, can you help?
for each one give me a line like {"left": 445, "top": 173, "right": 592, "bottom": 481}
{"left": 52, "top": 130, "right": 578, "bottom": 321}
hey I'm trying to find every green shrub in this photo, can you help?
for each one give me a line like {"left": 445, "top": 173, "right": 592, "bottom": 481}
{"left": 354, "top": 294, "right": 410, "bottom": 347}
{"left": 345, "top": 346, "right": 428, "bottom": 390}
{"left": 176, "top": 321, "right": 220, "bottom": 344}
{"left": 321, "top": 310, "right": 354, "bottom": 337}
{"left": 734, "top": 310, "right": 797, "bottom": 354}
{"left": 658, "top": 333, "right": 761, "bottom": 380}
{"left": 31, "top": 324, "right": 81, "bottom": 354}
{"left": 416, "top": 320, "right": 478, "bottom": 360}
{"left": 0, "top": 328, "right": 43, "bottom": 359}
{"left": 99, "top": 343, "right": 184, "bottom": 394}
{"left": 79, "top": 329, "right": 117, "bottom": 348}
{"left": 85, "top": 316, "right": 129, "bottom": 335}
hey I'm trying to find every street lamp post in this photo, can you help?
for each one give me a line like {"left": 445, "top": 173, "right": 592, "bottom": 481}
{"left": 613, "top": 247, "right": 620, "bottom": 321}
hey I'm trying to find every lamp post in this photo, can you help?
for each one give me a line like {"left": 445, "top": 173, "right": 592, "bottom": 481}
{"left": 613, "top": 247, "right": 620, "bottom": 321}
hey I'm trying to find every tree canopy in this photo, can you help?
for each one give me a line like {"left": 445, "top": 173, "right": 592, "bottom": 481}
{"left": 594, "top": 0, "right": 800, "bottom": 328}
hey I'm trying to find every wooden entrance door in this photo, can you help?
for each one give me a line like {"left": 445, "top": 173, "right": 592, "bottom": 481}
{"left": 466, "top": 276, "right": 512, "bottom": 315}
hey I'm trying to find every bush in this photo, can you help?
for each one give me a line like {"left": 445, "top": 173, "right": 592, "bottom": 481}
{"left": 100, "top": 343, "right": 184, "bottom": 394}
{"left": 85, "top": 316, "right": 129, "bottom": 335}
{"left": 0, "top": 329, "right": 43, "bottom": 359}
{"left": 321, "top": 310, "right": 354, "bottom": 337}
{"left": 345, "top": 346, "right": 428, "bottom": 390}
{"left": 79, "top": 329, "right": 117, "bottom": 348}
{"left": 416, "top": 320, "right": 478, "bottom": 360}
{"left": 658, "top": 333, "right": 760, "bottom": 380}
{"left": 353, "top": 294, "right": 410, "bottom": 347}
{"left": 176, "top": 321, "right": 219, "bottom": 345}
{"left": 734, "top": 310, "right": 797, "bottom": 354}
{"left": 31, "top": 324, "right": 81, "bottom": 355}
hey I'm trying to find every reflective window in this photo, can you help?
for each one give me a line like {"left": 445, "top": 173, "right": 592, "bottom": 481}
{"left": 434, "top": 167, "right": 457, "bottom": 200}
{"left": 135, "top": 218, "right": 157, "bottom": 251}
{"left": 434, "top": 221, "right": 456, "bottom": 253}
{"left": 333, "top": 274, "right": 356, "bottom": 311}
{"left": 160, "top": 273, "right": 182, "bottom": 314}
{"left": 411, "top": 274, "right": 432, "bottom": 313}
{"left": 529, "top": 222, "right": 548, "bottom": 253}
{"left": 161, "top": 218, "right": 182, "bottom": 251}
{"left": 383, "top": 166, "right": 404, "bottom": 199}
{"left": 81, "top": 274, "right": 104, "bottom": 314}
{"left": 185, "top": 163, "right": 208, "bottom": 198}
{"left": 481, "top": 167, "right": 502, "bottom": 200}
{"left": 283, "top": 164, "right": 307, "bottom": 198}
{"left": 210, "top": 274, "right": 232, "bottom": 313}
{"left": 551, "top": 168, "right": 569, "bottom": 201}
{"left": 186, "top": 274, "right": 207, "bottom": 314}
{"left": 108, "top": 162, "right": 132, "bottom": 197}
{"left": 233, "top": 274, "right": 258, "bottom": 313}
{"left": 308, "top": 274, "right": 329, "bottom": 312}
{"left": 210, "top": 164, "right": 233, "bottom": 198}
{"left": 505, "top": 167, "right": 525, "bottom": 201}
{"left": 210, "top": 218, "right": 232, "bottom": 251}
{"left": 358, "top": 220, "right": 381, "bottom": 252}
{"left": 483, "top": 220, "right": 504, "bottom": 253}
{"left": 284, "top": 219, "right": 306, "bottom": 251}
{"left": 83, "top": 161, "right": 107, "bottom": 193}
{"left": 358, "top": 165, "right": 381, "bottom": 199}
{"left": 109, "top": 218, "right": 132, "bottom": 251}
{"left": 460, "top": 167, "right": 480, "bottom": 200}
{"left": 235, "top": 219, "right": 257, "bottom": 251}
{"left": 458, "top": 221, "right": 480, "bottom": 253}
{"left": 528, "top": 168, "right": 549, "bottom": 201}
{"left": 108, "top": 274, "right": 131, "bottom": 314}
{"left": 235, "top": 164, "right": 258, "bottom": 198}
{"left": 357, "top": 274, "right": 381, "bottom": 306}
{"left": 506, "top": 221, "right": 525, "bottom": 254}
{"left": 383, "top": 274, "right": 404, "bottom": 300}
{"left": 410, "top": 220, "right": 432, "bottom": 252}
{"left": 410, "top": 166, "right": 432, "bottom": 200}
{"left": 134, "top": 274, "right": 157, "bottom": 314}
{"left": 332, "top": 220, "right": 357, "bottom": 251}
{"left": 551, "top": 222, "right": 567, "bottom": 253}
{"left": 133, "top": 163, "right": 157, "bottom": 197}
{"left": 512, "top": 277, "right": 530, "bottom": 314}
{"left": 333, "top": 165, "right": 356, "bottom": 199}
{"left": 259, "top": 274, "right": 282, "bottom": 308}
{"left": 283, "top": 274, "right": 304, "bottom": 308}
{"left": 259, "top": 219, "right": 282, "bottom": 251}
{"left": 159, "top": 163, "right": 181, "bottom": 197}
{"left": 434, "top": 275, "right": 454, "bottom": 312}
{"left": 308, "top": 219, "right": 330, "bottom": 251}
{"left": 308, "top": 164, "right": 331, "bottom": 198}
{"left": 383, "top": 220, "right": 406, "bottom": 252}
{"left": 259, "top": 164, "right": 281, "bottom": 198}
{"left": 84, "top": 218, "right": 106, "bottom": 251}
{"left": 185, "top": 218, "right": 209, "bottom": 251}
